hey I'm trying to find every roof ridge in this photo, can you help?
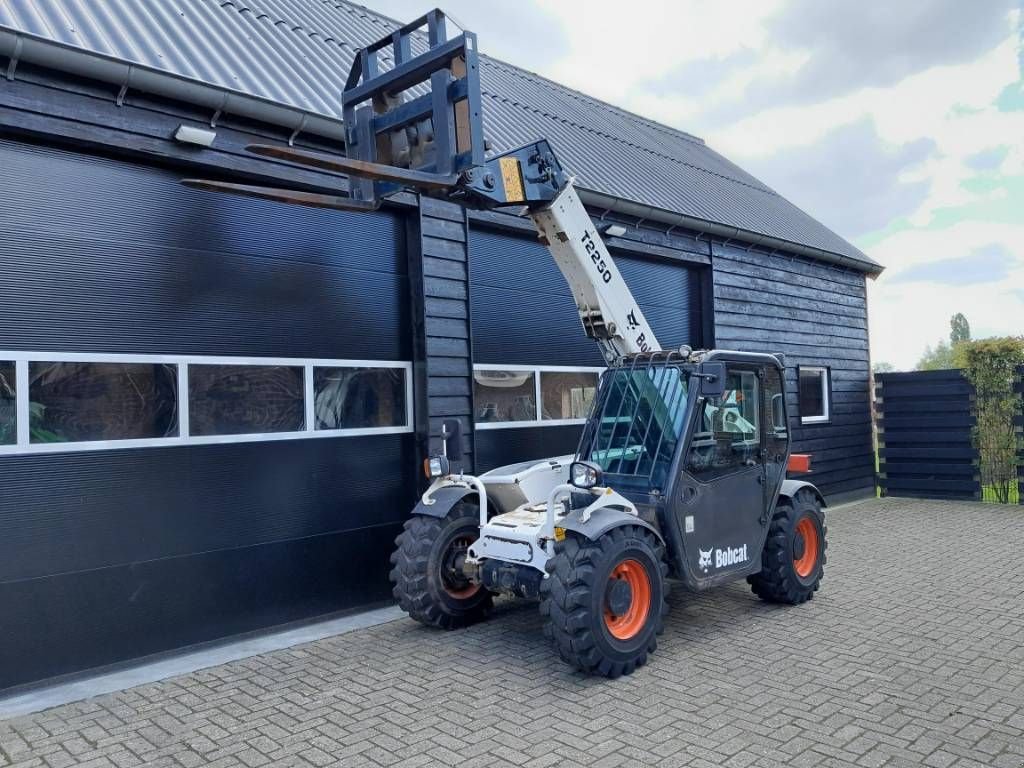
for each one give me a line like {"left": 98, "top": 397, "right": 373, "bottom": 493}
{"left": 216, "top": 0, "right": 364, "bottom": 54}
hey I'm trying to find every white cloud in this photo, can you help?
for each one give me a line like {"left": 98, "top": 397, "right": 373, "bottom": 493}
{"left": 868, "top": 221, "right": 1024, "bottom": 369}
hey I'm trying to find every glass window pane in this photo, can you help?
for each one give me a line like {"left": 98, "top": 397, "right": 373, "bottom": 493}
{"left": 29, "top": 362, "right": 178, "bottom": 443}
{"left": 686, "top": 368, "right": 761, "bottom": 480}
{"left": 799, "top": 368, "right": 825, "bottom": 418}
{"left": 0, "top": 361, "right": 15, "bottom": 445}
{"left": 474, "top": 370, "right": 536, "bottom": 423}
{"left": 314, "top": 367, "right": 406, "bottom": 430}
{"left": 581, "top": 365, "right": 689, "bottom": 489}
{"left": 541, "top": 371, "right": 598, "bottom": 420}
{"left": 189, "top": 365, "right": 303, "bottom": 436}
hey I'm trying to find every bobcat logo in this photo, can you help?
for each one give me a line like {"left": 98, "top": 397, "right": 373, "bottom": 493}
{"left": 626, "top": 309, "right": 640, "bottom": 330}
{"left": 698, "top": 548, "right": 713, "bottom": 573}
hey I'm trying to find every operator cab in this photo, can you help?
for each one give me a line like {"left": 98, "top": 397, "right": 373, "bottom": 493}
{"left": 576, "top": 350, "right": 792, "bottom": 589}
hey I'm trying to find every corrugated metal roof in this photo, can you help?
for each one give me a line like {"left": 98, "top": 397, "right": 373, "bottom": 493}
{"left": 0, "top": 0, "right": 878, "bottom": 271}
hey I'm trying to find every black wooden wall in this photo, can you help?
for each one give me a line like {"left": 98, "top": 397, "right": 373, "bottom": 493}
{"left": 408, "top": 197, "right": 475, "bottom": 473}
{"left": 711, "top": 241, "right": 875, "bottom": 501}
{"left": 0, "top": 138, "right": 418, "bottom": 691}
{"left": 875, "top": 370, "right": 979, "bottom": 500}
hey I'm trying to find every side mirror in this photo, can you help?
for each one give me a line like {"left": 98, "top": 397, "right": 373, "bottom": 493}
{"left": 570, "top": 460, "right": 603, "bottom": 489}
{"left": 699, "top": 362, "right": 726, "bottom": 399}
{"left": 441, "top": 418, "right": 463, "bottom": 459}
{"left": 771, "top": 393, "right": 787, "bottom": 433}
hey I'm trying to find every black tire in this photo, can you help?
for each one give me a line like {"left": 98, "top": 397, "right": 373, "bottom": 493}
{"left": 540, "top": 525, "right": 668, "bottom": 678}
{"left": 389, "top": 503, "right": 493, "bottom": 629}
{"left": 748, "top": 489, "right": 827, "bottom": 604}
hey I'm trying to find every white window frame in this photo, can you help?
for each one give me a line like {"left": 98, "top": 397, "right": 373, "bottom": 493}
{"left": 798, "top": 366, "right": 830, "bottom": 425}
{"left": 474, "top": 363, "right": 604, "bottom": 430}
{"left": 0, "top": 350, "right": 413, "bottom": 455}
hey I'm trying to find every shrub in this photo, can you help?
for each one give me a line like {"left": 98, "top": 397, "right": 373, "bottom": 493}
{"left": 955, "top": 338, "right": 1024, "bottom": 504}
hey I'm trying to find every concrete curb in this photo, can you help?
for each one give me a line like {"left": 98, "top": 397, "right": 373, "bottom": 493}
{"left": 0, "top": 605, "right": 405, "bottom": 720}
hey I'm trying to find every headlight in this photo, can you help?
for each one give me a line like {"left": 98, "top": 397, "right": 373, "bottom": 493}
{"left": 423, "top": 455, "right": 451, "bottom": 479}
{"left": 570, "top": 460, "right": 603, "bottom": 489}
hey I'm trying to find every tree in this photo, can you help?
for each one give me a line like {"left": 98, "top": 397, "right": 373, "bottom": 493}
{"left": 916, "top": 340, "right": 957, "bottom": 371}
{"left": 950, "top": 313, "right": 971, "bottom": 344}
{"left": 872, "top": 361, "right": 895, "bottom": 373}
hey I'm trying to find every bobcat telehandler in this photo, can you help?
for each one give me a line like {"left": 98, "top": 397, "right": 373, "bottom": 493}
{"left": 183, "top": 10, "right": 827, "bottom": 677}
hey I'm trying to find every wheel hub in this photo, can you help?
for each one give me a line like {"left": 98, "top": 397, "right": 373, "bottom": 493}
{"left": 442, "top": 535, "right": 479, "bottom": 598}
{"left": 605, "top": 577, "right": 633, "bottom": 617}
{"left": 603, "top": 559, "right": 652, "bottom": 641}
{"left": 792, "top": 531, "right": 806, "bottom": 561}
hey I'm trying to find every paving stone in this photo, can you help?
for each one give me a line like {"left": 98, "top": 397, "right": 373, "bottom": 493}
{"left": 2, "top": 499, "right": 1022, "bottom": 767}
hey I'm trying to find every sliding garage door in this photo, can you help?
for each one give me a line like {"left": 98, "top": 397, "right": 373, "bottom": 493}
{"left": 469, "top": 226, "right": 705, "bottom": 471}
{"left": 0, "top": 138, "right": 414, "bottom": 690}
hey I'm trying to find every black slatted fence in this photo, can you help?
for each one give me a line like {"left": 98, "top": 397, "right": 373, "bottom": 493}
{"left": 875, "top": 370, "right": 979, "bottom": 500}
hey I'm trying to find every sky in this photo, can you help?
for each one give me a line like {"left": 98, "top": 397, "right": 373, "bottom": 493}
{"left": 365, "top": 0, "right": 1023, "bottom": 370}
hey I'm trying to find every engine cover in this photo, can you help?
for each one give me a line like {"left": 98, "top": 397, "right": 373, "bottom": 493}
{"left": 468, "top": 506, "right": 553, "bottom": 573}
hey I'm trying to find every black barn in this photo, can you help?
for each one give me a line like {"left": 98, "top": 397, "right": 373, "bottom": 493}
{"left": 0, "top": 1, "right": 882, "bottom": 691}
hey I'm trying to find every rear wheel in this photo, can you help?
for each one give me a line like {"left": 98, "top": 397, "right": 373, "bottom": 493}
{"left": 540, "top": 525, "right": 668, "bottom": 678}
{"left": 390, "top": 503, "right": 493, "bottom": 629}
{"left": 748, "top": 489, "right": 826, "bottom": 604}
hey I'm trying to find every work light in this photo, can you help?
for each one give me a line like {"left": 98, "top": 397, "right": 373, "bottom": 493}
{"left": 423, "top": 455, "right": 451, "bottom": 479}
{"left": 569, "top": 461, "right": 603, "bottom": 489}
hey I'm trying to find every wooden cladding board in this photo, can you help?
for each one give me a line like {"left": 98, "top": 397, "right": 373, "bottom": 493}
{"left": 711, "top": 241, "right": 874, "bottom": 501}
{"left": 409, "top": 197, "right": 475, "bottom": 472}
{"left": 875, "top": 370, "right": 979, "bottom": 500}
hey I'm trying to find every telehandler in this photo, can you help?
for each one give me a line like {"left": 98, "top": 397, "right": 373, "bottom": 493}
{"left": 184, "top": 10, "right": 827, "bottom": 677}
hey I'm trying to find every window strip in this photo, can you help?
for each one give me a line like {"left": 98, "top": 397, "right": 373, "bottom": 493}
{"left": 0, "top": 351, "right": 412, "bottom": 456}
{"left": 473, "top": 364, "right": 603, "bottom": 429}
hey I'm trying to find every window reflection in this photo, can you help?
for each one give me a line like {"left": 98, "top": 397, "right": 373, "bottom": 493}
{"left": 189, "top": 364, "right": 303, "bottom": 436}
{"left": 541, "top": 371, "right": 598, "bottom": 420}
{"left": 0, "top": 361, "right": 15, "bottom": 445}
{"left": 474, "top": 370, "right": 537, "bottom": 423}
{"left": 29, "top": 362, "right": 178, "bottom": 443}
{"left": 314, "top": 367, "right": 406, "bottom": 429}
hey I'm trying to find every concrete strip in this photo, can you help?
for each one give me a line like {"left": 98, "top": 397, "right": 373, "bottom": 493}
{"left": 0, "top": 604, "right": 405, "bottom": 720}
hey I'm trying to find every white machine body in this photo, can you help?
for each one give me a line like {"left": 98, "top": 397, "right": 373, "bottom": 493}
{"left": 532, "top": 183, "right": 660, "bottom": 367}
{"left": 421, "top": 178, "right": 663, "bottom": 578}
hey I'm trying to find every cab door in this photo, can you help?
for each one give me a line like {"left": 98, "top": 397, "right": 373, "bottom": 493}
{"left": 672, "top": 364, "right": 766, "bottom": 587}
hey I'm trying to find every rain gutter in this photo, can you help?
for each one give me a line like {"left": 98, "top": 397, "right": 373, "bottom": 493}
{"left": 578, "top": 189, "right": 883, "bottom": 276}
{"left": 0, "top": 27, "right": 345, "bottom": 143}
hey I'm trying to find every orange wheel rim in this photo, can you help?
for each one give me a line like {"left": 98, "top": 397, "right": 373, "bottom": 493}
{"left": 794, "top": 516, "right": 819, "bottom": 578}
{"left": 445, "top": 582, "right": 481, "bottom": 598}
{"left": 604, "top": 559, "right": 651, "bottom": 640}
{"left": 443, "top": 535, "right": 481, "bottom": 599}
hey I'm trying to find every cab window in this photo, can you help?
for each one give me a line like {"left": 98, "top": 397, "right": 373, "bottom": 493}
{"left": 686, "top": 368, "right": 761, "bottom": 479}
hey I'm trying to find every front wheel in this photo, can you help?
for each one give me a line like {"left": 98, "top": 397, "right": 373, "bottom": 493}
{"left": 390, "top": 503, "right": 493, "bottom": 629}
{"left": 748, "top": 489, "right": 827, "bottom": 604}
{"left": 540, "top": 525, "right": 668, "bottom": 678}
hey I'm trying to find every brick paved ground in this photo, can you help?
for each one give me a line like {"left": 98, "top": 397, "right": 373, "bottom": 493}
{"left": 2, "top": 497, "right": 1023, "bottom": 768}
